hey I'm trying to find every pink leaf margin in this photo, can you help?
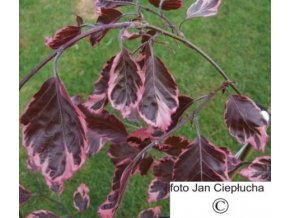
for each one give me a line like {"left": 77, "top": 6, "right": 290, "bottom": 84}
{"left": 240, "top": 156, "right": 271, "bottom": 181}
{"left": 73, "top": 183, "right": 90, "bottom": 213}
{"left": 21, "top": 76, "right": 88, "bottom": 193}
{"left": 108, "top": 49, "right": 145, "bottom": 118}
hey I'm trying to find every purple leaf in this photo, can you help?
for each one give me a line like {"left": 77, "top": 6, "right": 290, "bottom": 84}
{"left": 107, "top": 143, "right": 139, "bottom": 166}
{"left": 100, "top": 134, "right": 152, "bottom": 217}
{"left": 240, "top": 156, "right": 271, "bottom": 181}
{"left": 156, "top": 136, "right": 190, "bottom": 157}
{"left": 186, "top": 0, "right": 222, "bottom": 20}
{"left": 20, "top": 76, "right": 88, "bottom": 193}
{"left": 99, "top": 147, "right": 143, "bottom": 217}
{"left": 19, "top": 184, "right": 32, "bottom": 205}
{"left": 173, "top": 136, "right": 230, "bottom": 181}
{"left": 167, "top": 95, "right": 194, "bottom": 131}
{"left": 138, "top": 56, "right": 179, "bottom": 131}
{"left": 224, "top": 95, "right": 269, "bottom": 151}
{"left": 78, "top": 105, "right": 128, "bottom": 155}
{"left": 26, "top": 210, "right": 58, "bottom": 218}
{"left": 90, "top": 8, "right": 122, "bottom": 47}
{"left": 45, "top": 25, "right": 81, "bottom": 49}
{"left": 135, "top": 156, "right": 154, "bottom": 176}
{"left": 73, "top": 183, "right": 90, "bottom": 213}
{"left": 95, "top": 0, "right": 133, "bottom": 11}
{"left": 108, "top": 48, "right": 144, "bottom": 118}
{"left": 220, "top": 147, "right": 242, "bottom": 173}
{"left": 148, "top": 0, "right": 183, "bottom": 10}
{"left": 127, "top": 128, "right": 153, "bottom": 146}
{"left": 138, "top": 206, "right": 161, "bottom": 218}
{"left": 84, "top": 56, "right": 115, "bottom": 114}
{"left": 147, "top": 95, "right": 194, "bottom": 137}
{"left": 148, "top": 157, "right": 174, "bottom": 202}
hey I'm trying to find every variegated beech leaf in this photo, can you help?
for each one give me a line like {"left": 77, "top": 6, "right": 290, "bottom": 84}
{"left": 78, "top": 105, "right": 128, "bottom": 156}
{"left": 138, "top": 56, "right": 179, "bottom": 131}
{"left": 99, "top": 131, "right": 152, "bottom": 217}
{"left": 26, "top": 210, "right": 58, "bottom": 218}
{"left": 220, "top": 147, "right": 242, "bottom": 173}
{"left": 167, "top": 95, "right": 194, "bottom": 131}
{"left": 173, "top": 136, "right": 231, "bottom": 181}
{"left": 148, "top": 157, "right": 174, "bottom": 202}
{"left": 240, "top": 156, "right": 271, "bottom": 181}
{"left": 90, "top": 8, "right": 122, "bottom": 46}
{"left": 135, "top": 156, "right": 154, "bottom": 176}
{"left": 84, "top": 56, "right": 114, "bottom": 114}
{"left": 138, "top": 206, "right": 161, "bottom": 218}
{"left": 224, "top": 95, "right": 269, "bottom": 151}
{"left": 19, "top": 184, "right": 32, "bottom": 205}
{"left": 73, "top": 183, "right": 90, "bottom": 213}
{"left": 20, "top": 76, "right": 88, "bottom": 193}
{"left": 45, "top": 26, "right": 80, "bottom": 49}
{"left": 147, "top": 96, "right": 194, "bottom": 137}
{"left": 45, "top": 22, "right": 81, "bottom": 49}
{"left": 108, "top": 48, "right": 144, "bottom": 118}
{"left": 148, "top": 0, "right": 183, "bottom": 10}
{"left": 186, "top": 0, "right": 222, "bottom": 20}
{"left": 99, "top": 144, "right": 142, "bottom": 218}
{"left": 95, "top": 0, "right": 133, "bottom": 11}
{"left": 156, "top": 136, "right": 191, "bottom": 157}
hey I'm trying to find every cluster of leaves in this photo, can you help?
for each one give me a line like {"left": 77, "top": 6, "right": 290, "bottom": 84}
{"left": 20, "top": 0, "right": 270, "bottom": 217}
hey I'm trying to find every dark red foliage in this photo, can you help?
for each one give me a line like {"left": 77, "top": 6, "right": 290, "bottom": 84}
{"left": 84, "top": 56, "right": 114, "bottom": 114}
{"left": 138, "top": 206, "right": 161, "bottom": 218}
{"left": 108, "top": 48, "right": 144, "bottom": 118}
{"left": 45, "top": 25, "right": 81, "bottom": 49}
{"left": 155, "top": 136, "right": 190, "bottom": 157}
{"left": 99, "top": 131, "right": 153, "bottom": 217}
{"left": 138, "top": 55, "right": 179, "bottom": 131}
{"left": 224, "top": 95, "right": 269, "bottom": 151}
{"left": 240, "top": 156, "right": 271, "bottom": 181}
{"left": 173, "top": 136, "right": 231, "bottom": 181}
{"left": 73, "top": 183, "right": 90, "bottom": 213}
{"left": 78, "top": 104, "right": 128, "bottom": 155}
{"left": 20, "top": 1, "right": 270, "bottom": 217}
{"left": 26, "top": 210, "right": 58, "bottom": 218}
{"left": 90, "top": 8, "right": 122, "bottom": 46}
{"left": 95, "top": 0, "right": 133, "bottom": 11}
{"left": 220, "top": 147, "right": 242, "bottom": 173}
{"left": 148, "top": 157, "right": 174, "bottom": 202}
{"left": 20, "top": 76, "right": 88, "bottom": 193}
{"left": 148, "top": 0, "right": 183, "bottom": 10}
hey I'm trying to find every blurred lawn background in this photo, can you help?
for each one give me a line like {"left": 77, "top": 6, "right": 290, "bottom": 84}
{"left": 20, "top": 0, "right": 270, "bottom": 217}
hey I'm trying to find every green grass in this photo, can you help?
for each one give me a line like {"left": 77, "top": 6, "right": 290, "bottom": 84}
{"left": 20, "top": 0, "right": 270, "bottom": 217}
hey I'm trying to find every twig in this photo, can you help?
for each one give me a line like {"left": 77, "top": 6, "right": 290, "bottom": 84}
{"left": 113, "top": 81, "right": 231, "bottom": 216}
{"left": 19, "top": 52, "right": 56, "bottom": 90}
{"left": 146, "top": 24, "right": 241, "bottom": 95}
{"left": 19, "top": 21, "right": 135, "bottom": 90}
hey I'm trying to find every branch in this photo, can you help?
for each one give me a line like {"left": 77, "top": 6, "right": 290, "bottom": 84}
{"left": 19, "top": 52, "right": 56, "bottom": 90}
{"left": 146, "top": 24, "right": 242, "bottom": 95}
{"left": 111, "top": 81, "right": 231, "bottom": 216}
{"left": 19, "top": 21, "right": 135, "bottom": 90}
